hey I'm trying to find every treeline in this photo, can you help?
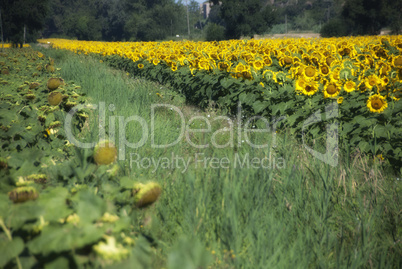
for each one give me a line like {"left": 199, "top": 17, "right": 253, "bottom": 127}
{"left": 0, "top": 0, "right": 202, "bottom": 43}
{"left": 206, "top": 0, "right": 401, "bottom": 39}
{"left": 44, "top": 0, "right": 202, "bottom": 41}
{"left": 1, "top": 0, "right": 401, "bottom": 45}
{"left": 319, "top": 0, "right": 402, "bottom": 37}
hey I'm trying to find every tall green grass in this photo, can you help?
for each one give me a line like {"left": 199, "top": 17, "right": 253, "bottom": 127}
{"left": 36, "top": 46, "right": 401, "bottom": 268}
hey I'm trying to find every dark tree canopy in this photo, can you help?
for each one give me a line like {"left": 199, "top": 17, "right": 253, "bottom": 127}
{"left": 321, "top": 0, "right": 402, "bottom": 36}
{"left": 1, "top": 0, "right": 49, "bottom": 46}
{"left": 210, "top": 0, "right": 276, "bottom": 39}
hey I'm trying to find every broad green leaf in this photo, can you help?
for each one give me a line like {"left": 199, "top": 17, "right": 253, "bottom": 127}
{"left": 37, "top": 187, "right": 71, "bottom": 222}
{"left": 44, "top": 257, "right": 69, "bottom": 269}
{"left": 0, "top": 237, "right": 24, "bottom": 267}
{"left": 7, "top": 203, "right": 44, "bottom": 229}
{"left": 74, "top": 190, "right": 106, "bottom": 223}
{"left": 27, "top": 223, "right": 105, "bottom": 255}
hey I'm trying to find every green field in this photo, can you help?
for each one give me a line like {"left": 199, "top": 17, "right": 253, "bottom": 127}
{"left": 0, "top": 46, "right": 400, "bottom": 268}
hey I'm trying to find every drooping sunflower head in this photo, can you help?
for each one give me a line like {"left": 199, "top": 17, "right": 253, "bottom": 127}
{"left": 94, "top": 140, "right": 118, "bottom": 165}
{"left": 47, "top": 77, "right": 64, "bottom": 91}
{"left": 133, "top": 182, "right": 162, "bottom": 208}
{"left": 48, "top": 91, "right": 63, "bottom": 106}
{"left": 367, "top": 94, "right": 388, "bottom": 113}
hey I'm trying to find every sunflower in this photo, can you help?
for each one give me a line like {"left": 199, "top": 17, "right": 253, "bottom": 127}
{"left": 280, "top": 56, "right": 293, "bottom": 67}
{"left": 217, "top": 61, "right": 231, "bottom": 72}
{"left": 343, "top": 80, "right": 356, "bottom": 93}
{"left": 301, "top": 80, "right": 319, "bottom": 96}
{"left": 263, "top": 70, "right": 275, "bottom": 82}
{"left": 303, "top": 66, "right": 318, "bottom": 80}
{"left": 263, "top": 55, "right": 272, "bottom": 66}
{"left": 392, "top": 55, "right": 402, "bottom": 68}
{"left": 138, "top": 63, "right": 144, "bottom": 69}
{"left": 241, "top": 70, "right": 253, "bottom": 80}
{"left": 295, "top": 77, "right": 307, "bottom": 92}
{"left": 323, "top": 81, "right": 341, "bottom": 98}
{"left": 337, "top": 97, "right": 344, "bottom": 104}
{"left": 152, "top": 59, "right": 160, "bottom": 65}
{"left": 367, "top": 94, "right": 388, "bottom": 113}
{"left": 325, "top": 56, "right": 336, "bottom": 66}
{"left": 364, "top": 74, "right": 380, "bottom": 89}
{"left": 251, "top": 60, "right": 264, "bottom": 71}
{"left": 171, "top": 63, "right": 178, "bottom": 72}
{"left": 234, "top": 63, "right": 246, "bottom": 73}
{"left": 320, "top": 64, "right": 330, "bottom": 76}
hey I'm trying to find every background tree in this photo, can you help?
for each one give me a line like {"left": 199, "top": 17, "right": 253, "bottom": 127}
{"left": 0, "top": 0, "right": 49, "bottom": 46}
{"left": 341, "top": 0, "right": 385, "bottom": 35}
{"left": 320, "top": 0, "right": 401, "bottom": 37}
{"left": 210, "top": 0, "right": 276, "bottom": 39}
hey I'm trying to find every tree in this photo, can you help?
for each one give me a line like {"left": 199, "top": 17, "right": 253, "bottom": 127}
{"left": 341, "top": 0, "right": 385, "bottom": 35}
{"left": 0, "top": 0, "right": 49, "bottom": 46}
{"left": 210, "top": 0, "right": 276, "bottom": 39}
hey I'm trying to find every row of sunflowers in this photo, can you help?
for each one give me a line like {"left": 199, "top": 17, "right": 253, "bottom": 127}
{"left": 38, "top": 37, "right": 402, "bottom": 168}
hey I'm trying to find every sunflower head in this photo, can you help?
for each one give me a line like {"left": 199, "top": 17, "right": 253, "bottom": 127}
{"left": 304, "top": 66, "right": 317, "bottom": 80}
{"left": 364, "top": 74, "right": 379, "bottom": 89}
{"left": 94, "top": 140, "right": 118, "bottom": 165}
{"left": 367, "top": 94, "right": 388, "bottom": 113}
{"left": 301, "top": 81, "right": 319, "bottom": 96}
{"left": 48, "top": 92, "right": 63, "bottom": 106}
{"left": 8, "top": 186, "right": 39, "bottom": 203}
{"left": 320, "top": 65, "right": 330, "bottom": 76}
{"left": 324, "top": 82, "right": 341, "bottom": 98}
{"left": 343, "top": 80, "right": 356, "bottom": 93}
{"left": 47, "top": 77, "right": 64, "bottom": 91}
{"left": 133, "top": 182, "right": 162, "bottom": 208}
{"left": 392, "top": 56, "right": 402, "bottom": 69}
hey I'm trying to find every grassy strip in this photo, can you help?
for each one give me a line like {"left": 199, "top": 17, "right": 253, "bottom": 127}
{"left": 35, "top": 46, "right": 401, "bottom": 268}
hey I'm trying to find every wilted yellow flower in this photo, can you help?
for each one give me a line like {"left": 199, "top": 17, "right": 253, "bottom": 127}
{"left": 93, "top": 236, "right": 129, "bottom": 262}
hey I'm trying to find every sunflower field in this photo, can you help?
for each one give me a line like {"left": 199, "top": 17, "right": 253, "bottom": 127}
{"left": 38, "top": 36, "right": 402, "bottom": 168}
{"left": 1, "top": 38, "right": 401, "bottom": 268}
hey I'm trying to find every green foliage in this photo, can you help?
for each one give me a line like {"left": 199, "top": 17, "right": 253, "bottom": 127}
{"left": 43, "top": 0, "right": 197, "bottom": 41}
{"left": 219, "top": 0, "right": 276, "bottom": 39}
{"left": 6, "top": 46, "right": 399, "bottom": 268}
{"left": 0, "top": 0, "right": 49, "bottom": 46}
{"left": 205, "top": 23, "right": 225, "bottom": 41}
{"left": 94, "top": 41, "right": 402, "bottom": 170}
{"left": 320, "top": 19, "right": 349, "bottom": 37}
